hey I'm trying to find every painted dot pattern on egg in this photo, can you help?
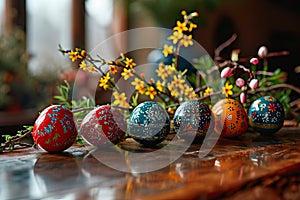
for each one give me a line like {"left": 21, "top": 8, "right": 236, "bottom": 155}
{"left": 80, "top": 105, "right": 126, "bottom": 146}
{"left": 32, "top": 105, "right": 78, "bottom": 152}
{"left": 212, "top": 98, "right": 248, "bottom": 138}
{"left": 173, "top": 100, "right": 212, "bottom": 137}
{"left": 128, "top": 101, "right": 170, "bottom": 146}
{"left": 248, "top": 96, "right": 284, "bottom": 134}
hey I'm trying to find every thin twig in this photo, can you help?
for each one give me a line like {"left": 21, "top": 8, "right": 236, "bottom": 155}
{"left": 1, "top": 130, "right": 32, "bottom": 150}
{"left": 249, "top": 83, "right": 300, "bottom": 95}
{"left": 72, "top": 107, "right": 96, "bottom": 113}
{"left": 214, "top": 34, "right": 237, "bottom": 58}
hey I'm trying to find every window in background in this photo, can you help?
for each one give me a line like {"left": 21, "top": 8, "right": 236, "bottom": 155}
{"left": 0, "top": 1, "right": 4, "bottom": 34}
{"left": 86, "top": 0, "right": 114, "bottom": 52}
{"left": 26, "top": 0, "right": 72, "bottom": 76}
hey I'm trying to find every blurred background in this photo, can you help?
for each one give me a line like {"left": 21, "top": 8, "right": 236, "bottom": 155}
{"left": 0, "top": 0, "right": 299, "bottom": 138}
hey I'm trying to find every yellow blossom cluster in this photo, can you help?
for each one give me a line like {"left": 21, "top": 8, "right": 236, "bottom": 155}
{"left": 112, "top": 91, "right": 130, "bottom": 108}
{"left": 155, "top": 62, "right": 197, "bottom": 101}
{"left": 63, "top": 11, "right": 202, "bottom": 109}
{"left": 164, "top": 10, "right": 198, "bottom": 58}
{"left": 68, "top": 48, "right": 97, "bottom": 74}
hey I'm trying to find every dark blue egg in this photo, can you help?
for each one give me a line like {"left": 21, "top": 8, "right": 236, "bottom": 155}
{"left": 248, "top": 96, "right": 284, "bottom": 135}
{"left": 128, "top": 101, "right": 170, "bottom": 146}
{"left": 173, "top": 100, "right": 212, "bottom": 139}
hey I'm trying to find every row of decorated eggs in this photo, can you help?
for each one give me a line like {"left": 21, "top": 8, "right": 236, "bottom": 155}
{"left": 32, "top": 96, "right": 284, "bottom": 152}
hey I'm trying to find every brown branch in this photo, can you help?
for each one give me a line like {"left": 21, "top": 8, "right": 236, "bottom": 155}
{"left": 72, "top": 107, "right": 95, "bottom": 113}
{"left": 249, "top": 83, "right": 300, "bottom": 95}
{"left": 290, "top": 98, "right": 300, "bottom": 107}
{"left": 1, "top": 130, "right": 32, "bottom": 151}
{"left": 214, "top": 33, "right": 237, "bottom": 58}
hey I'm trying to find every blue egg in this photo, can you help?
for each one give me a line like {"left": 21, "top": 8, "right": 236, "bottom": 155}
{"left": 128, "top": 101, "right": 170, "bottom": 146}
{"left": 248, "top": 96, "right": 284, "bottom": 135}
{"left": 173, "top": 100, "right": 212, "bottom": 139}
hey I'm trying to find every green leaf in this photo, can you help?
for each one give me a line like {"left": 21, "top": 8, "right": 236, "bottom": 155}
{"left": 23, "top": 125, "right": 33, "bottom": 131}
{"left": 132, "top": 93, "right": 139, "bottom": 107}
{"left": 54, "top": 95, "right": 66, "bottom": 102}
{"left": 267, "top": 72, "right": 285, "bottom": 81}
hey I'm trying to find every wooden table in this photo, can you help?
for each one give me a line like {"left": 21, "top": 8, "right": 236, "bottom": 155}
{"left": 1, "top": 127, "right": 300, "bottom": 200}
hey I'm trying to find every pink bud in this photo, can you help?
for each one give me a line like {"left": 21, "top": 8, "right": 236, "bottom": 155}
{"left": 249, "top": 79, "right": 259, "bottom": 90}
{"left": 221, "top": 67, "right": 233, "bottom": 78}
{"left": 235, "top": 78, "right": 245, "bottom": 88}
{"left": 250, "top": 57, "right": 259, "bottom": 65}
{"left": 258, "top": 46, "right": 268, "bottom": 58}
{"left": 240, "top": 92, "right": 246, "bottom": 104}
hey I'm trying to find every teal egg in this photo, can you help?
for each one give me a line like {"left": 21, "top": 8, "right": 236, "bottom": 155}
{"left": 128, "top": 101, "right": 170, "bottom": 146}
{"left": 248, "top": 96, "right": 284, "bottom": 134}
{"left": 173, "top": 100, "right": 212, "bottom": 139}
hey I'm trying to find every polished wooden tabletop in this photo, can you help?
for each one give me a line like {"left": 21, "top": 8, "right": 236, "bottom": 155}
{"left": 1, "top": 127, "right": 300, "bottom": 200}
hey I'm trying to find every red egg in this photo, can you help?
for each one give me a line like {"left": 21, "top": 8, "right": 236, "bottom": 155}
{"left": 80, "top": 105, "right": 126, "bottom": 146}
{"left": 32, "top": 105, "right": 78, "bottom": 152}
{"left": 212, "top": 98, "right": 248, "bottom": 138}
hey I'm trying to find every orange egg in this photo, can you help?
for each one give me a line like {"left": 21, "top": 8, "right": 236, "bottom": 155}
{"left": 212, "top": 98, "right": 248, "bottom": 138}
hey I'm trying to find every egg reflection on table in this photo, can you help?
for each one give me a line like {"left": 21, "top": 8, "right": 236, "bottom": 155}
{"left": 33, "top": 154, "right": 81, "bottom": 193}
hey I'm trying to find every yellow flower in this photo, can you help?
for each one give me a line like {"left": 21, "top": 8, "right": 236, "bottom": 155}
{"left": 109, "top": 66, "right": 117, "bottom": 74}
{"left": 121, "top": 68, "right": 135, "bottom": 80}
{"left": 145, "top": 86, "right": 157, "bottom": 100}
{"left": 173, "top": 21, "right": 188, "bottom": 33}
{"left": 222, "top": 82, "right": 233, "bottom": 97}
{"left": 87, "top": 65, "right": 96, "bottom": 73}
{"left": 99, "top": 73, "right": 110, "bottom": 90}
{"left": 156, "top": 80, "right": 164, "bottom": 92}
{"left": 113, "top": 92, "right": 130, "bottom": 108}
{"left": 171, "top": 75, "right": 185, "bottom": 90}
{"left": 79, "top": 60, "right": 88, "bottom": 71}
{"left": 181, "top": 10, "right": 187, "bottom": 16}
{"left": 188, "top": 92, "right": 197, "bottom": 100}
{"left": 103, "top": 72, "right": 110, "bottom": 81}
{"left": 166, "top": 64, "right": 176, "bottom": 76}
{"left": 188, "top": 23, "right": 197, "bottom": 32}
{"left": 68, "top": 50, "right": 78, "bottom": 62}
{"left": 162, "top": 44, "right": 174, "bottom": 57}
{"left": 125, "top": 57, "right": 136, "bottom": 68}
{"left": 77, "top": 49, "right": 86, "bottom": 59}
{"left": 80, "top": 49, "right": 86, "bottom": 57}
{"left": 168, "top": 85, "right": 179, "bottom": 98}
{"left": 180, "top": 35, "right": 193, "bottom": 47}
{"left": 137, "top": 86, "right": 145, "bottom": 94}
{"left": 156, "top": 63, "right": 168, "bottom": 80}
{"left": 131, "top": 78, "right": 145, "bottom": 90}
{"left": 184, "top": 86, "right": 197, "bottom": 99}
{"left": 168, "top": 31, "right": 183, "bottom": 44}
{"left": 204, "top": 87, "right": 213, "bottom": 96}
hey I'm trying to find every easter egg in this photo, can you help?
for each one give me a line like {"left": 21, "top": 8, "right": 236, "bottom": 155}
{"left": 128, "top": 101, "right": 170, "bottom": 146}
{"left": 248, "top": 96, "right": 284, "bottom": 134}
{"left": 80, "top": 105, "right": 126, "bottom": 146}
{"left": 212, "top": 98, "right": 248, "bottom": 138}
{"left": 32, "top": 105, "right": 78, "bottom": 152}
{"left": 173, "top": 100, "right": 212, "bottom": 139}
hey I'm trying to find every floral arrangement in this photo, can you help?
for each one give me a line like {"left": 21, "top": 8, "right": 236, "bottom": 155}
{"left": 1, "top": 10, "right": 300, "bottom": 153}
{"left": 58, "top": 11, "right": 299, "bottom": 118}
{"left": 58, "top": 11, "right": 200, "bottom": 115}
